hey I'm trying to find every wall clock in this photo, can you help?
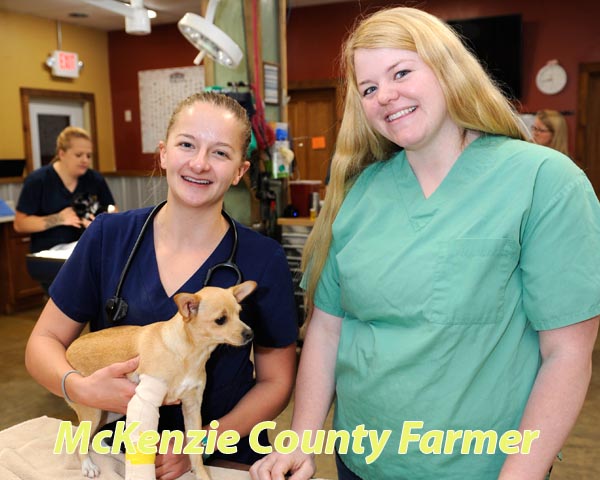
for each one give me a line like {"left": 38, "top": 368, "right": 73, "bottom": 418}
{"left": 536, "top": 60, "right": 567, "bottom": 95}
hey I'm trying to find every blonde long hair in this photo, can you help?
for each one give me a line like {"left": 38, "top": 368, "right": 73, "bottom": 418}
{"left": 302, "top": 7, "right": 529, "bottom": 307}
{"left": 536, "top": 109, "right": 569, "bottom": 156}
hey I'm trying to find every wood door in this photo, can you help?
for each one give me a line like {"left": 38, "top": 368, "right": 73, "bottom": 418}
{"left": 288, "top": 86, "right": 340, "bottom": 185}
{"left": 576, "top": 63, "right": 600, "bottom": 196}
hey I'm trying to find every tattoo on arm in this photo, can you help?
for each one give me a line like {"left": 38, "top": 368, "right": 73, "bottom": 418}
{"left": 44, "top": 213, "right": 61, "bottom": 229}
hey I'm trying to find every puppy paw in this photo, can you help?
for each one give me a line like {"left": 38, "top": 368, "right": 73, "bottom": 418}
{"left": 192, "top": 466, "right": 211, "bottom": 480}
{"left": 81, "top": 457, "right": 101, "bottom": 478}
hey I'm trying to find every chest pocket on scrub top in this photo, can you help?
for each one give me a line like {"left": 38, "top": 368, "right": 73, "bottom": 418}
{"left": 426, "top": 238, "right": 519, "bottom": 325}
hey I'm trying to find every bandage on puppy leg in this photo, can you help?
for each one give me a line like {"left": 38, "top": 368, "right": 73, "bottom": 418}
{"left": 125, "top": 374, "right": 168, "bottom": 480}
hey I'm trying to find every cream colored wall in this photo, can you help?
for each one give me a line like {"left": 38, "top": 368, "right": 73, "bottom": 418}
{"left": 211, "top": 0, "right": 286, "bottom": 225}
{"left": 0, "top": 10, "right": 115, "bottom": 170}
{"left": 212, "top": 0, "right": 282, "bottom": 122}
{"left": 261, "top": 0, "right": 281, "bottom": 122}
{"left": 212, "top": 0, "right": 249, "bottom": 89}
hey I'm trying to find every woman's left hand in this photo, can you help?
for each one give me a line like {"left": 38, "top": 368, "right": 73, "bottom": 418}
{"left": 155, "top": 438, "right": 191, "bottom": 480}
{"left": 81, "top": 214, "right": 95, "bottom": 229}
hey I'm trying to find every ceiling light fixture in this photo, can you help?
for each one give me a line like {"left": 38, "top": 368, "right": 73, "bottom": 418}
{"left": 82, "top": 0, "right": 155, "bottom": 35}
{"left": 178, "top": 0, "right": 243, "bottom": 69}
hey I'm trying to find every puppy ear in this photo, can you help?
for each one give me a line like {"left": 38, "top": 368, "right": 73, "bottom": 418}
{"left": 231, "top": 281, "right": 257, "bottom": 303}
{"left": 174, "top": 293, "right": 200, "bottom": 321}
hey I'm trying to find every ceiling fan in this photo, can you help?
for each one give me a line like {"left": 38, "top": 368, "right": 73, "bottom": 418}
{"left": 82, "top": 0, "right": 155, "bottom": 35}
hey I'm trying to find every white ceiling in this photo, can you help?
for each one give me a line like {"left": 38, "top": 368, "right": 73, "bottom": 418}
{"left": 0, "top": 0, "right": 351, "bottom": 32}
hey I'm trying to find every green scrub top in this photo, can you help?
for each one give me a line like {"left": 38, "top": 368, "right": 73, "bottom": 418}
{"left": 314, "top": 135, "right": 600, "bottom": 479}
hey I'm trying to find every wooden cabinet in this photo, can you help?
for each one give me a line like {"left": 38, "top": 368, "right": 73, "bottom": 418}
{"left": 0, "top": 221, "right": 45, "bottom": 314}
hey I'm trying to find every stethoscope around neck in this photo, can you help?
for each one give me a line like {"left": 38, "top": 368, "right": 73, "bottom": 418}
{"left": 104, "top": 200, "right": 242, "bottom": 323}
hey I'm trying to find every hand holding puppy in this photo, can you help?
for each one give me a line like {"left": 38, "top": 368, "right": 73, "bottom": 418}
{"left": 64, "top": 357, "right": 139, "bottom": 415}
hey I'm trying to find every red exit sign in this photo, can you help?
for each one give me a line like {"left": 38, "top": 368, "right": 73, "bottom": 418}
{"left": 50, "top": 50, "right": 80, "bottom": 78}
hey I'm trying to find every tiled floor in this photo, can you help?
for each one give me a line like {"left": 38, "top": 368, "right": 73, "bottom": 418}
{"left": 1, "top": 306, "right": 598, "bottom": 479}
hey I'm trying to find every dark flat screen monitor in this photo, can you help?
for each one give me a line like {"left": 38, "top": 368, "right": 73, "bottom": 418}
{"left": 447, "top": 14, "right": 523, "bottom": 100}
{"left": 0, "top": 159, "right": 25, "bottom": 178}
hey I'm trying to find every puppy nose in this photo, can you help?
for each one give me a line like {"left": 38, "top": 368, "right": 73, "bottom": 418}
{"left": 243, "top": 329, "right": 254, "bottom": 343}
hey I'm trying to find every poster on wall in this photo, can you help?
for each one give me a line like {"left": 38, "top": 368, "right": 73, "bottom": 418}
{"left": 139, "top": 66, "right": 205, "bottom": 153}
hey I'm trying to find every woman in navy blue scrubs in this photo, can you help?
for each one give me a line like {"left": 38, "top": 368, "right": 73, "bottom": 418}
{"left": 25, "top": 92, "right": 298, "bottom": 480}
{"left": 14, "top": 126, "right": 116, "bottom": 254}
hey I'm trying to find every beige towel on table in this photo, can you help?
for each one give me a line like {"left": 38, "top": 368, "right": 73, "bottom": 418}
{"left": 0, "top": 416, "right": 251, "bottom": 480}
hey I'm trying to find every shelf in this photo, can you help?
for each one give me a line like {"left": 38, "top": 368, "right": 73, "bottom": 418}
{"left": 277, "top": 217, "right": 315, "bottom": 227}
{"left": 279, "top": 218, "right": 314, "bottom": 328}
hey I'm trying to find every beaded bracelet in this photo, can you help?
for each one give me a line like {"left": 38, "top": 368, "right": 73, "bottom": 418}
{"left": 61, "top": 369, "right": 82, "bottom": 403}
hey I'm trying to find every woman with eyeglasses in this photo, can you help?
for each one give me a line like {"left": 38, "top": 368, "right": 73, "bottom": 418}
{"left": 531, "top": 109, "right": 569, "bottom": 156}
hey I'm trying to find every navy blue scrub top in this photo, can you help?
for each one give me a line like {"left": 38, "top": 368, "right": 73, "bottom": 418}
{"left": 50, "top": 207, "right": 298, "bottom": 464}
{"left": 16, "top": 164, "right": 115, "bottom": 252}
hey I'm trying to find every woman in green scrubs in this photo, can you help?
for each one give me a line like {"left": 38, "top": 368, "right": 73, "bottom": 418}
{"left": 250, "top": 7, "right": 600, "bottom": 480}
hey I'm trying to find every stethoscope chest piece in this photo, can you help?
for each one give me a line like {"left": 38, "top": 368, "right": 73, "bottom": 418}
{"left": 105, "top": 201, "right": 241, "bottom": 323}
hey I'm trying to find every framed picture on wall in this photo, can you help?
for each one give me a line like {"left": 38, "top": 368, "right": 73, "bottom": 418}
{"left": 263, "top": 62, "right": 280, "bottom": 105}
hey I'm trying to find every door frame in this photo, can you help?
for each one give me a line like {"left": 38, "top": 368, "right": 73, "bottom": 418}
{"left": 576, "top": 62, "right": 600, "bottom": 169}
{"left": 288, "top": 79, "right": 342, "bottom": 183}
{"left": 20, "top": 88, "right": 97, "bottom": 175}
{"left": 29, "top": 98, "right": 85, "bottom": 170}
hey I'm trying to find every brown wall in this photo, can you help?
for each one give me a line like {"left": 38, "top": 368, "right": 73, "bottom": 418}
{"left": 287, "top": 0, "right": 600, "bottom": 158}
{"left": 108, "top": 24, "right": 197, "bottom": 171}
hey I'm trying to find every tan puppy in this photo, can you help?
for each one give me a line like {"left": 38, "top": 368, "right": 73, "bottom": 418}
{"left": 65, "top": 281, "right": 256, "bottom": 480}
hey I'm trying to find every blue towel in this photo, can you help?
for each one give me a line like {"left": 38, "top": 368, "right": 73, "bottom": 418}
{"left": 0, "top": 199, "right": 15, "bottom": 217}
